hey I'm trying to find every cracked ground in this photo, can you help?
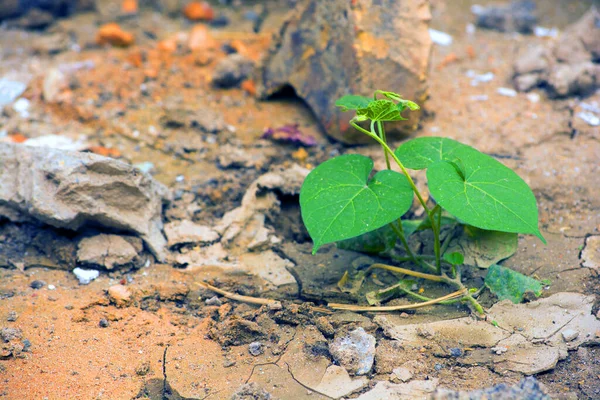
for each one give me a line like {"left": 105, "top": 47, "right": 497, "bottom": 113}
{"left": 0, "top": 0, "right": 599, "bottom": 399}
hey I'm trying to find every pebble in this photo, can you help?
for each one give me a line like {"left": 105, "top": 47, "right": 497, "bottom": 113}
{"left": 48, "top": 285, "right": 56, "bottom": 290}
{"left": 72, "top": 268, "right": 100, "bottom": 285}
{"left": 449, "top": 347, "right": 463, "bottom": 357}
{"left": 99, "top": 319, "right": 109, "bottom": 328}
{"left": 133, "top": 161, "right": 155, "bottom": 174}
{"left": 497, "top": 87, "right": 517, "bottom": 97}
{"left": 248, "top": 341, "right": 264, "bottom": 356}
{"left": 7, "top": 311, "right": 18, "bottom": 322}
{"left": 12, "top": 98, "right": 30, "bottom": 118}
{"left": 577, "top": 112, "right": 600, "bottom": 127}
{"left": 329, "top": 327, "right": 376, "bottom": 375}
{"left": 0, "top": 79, "right": 27, "bottom": 106}
{"left": 429, "top": 29, "right": 453, "bottom": 46}
{"left": 434, "top": 363, "right": 444, "bottom": 371}
{"left": 561, "top": 329, "right": 579, "bottom": 342}
{"left": 527, "top": 93, "right": 540, "bottom": 103}
{"left": 22, "top": 338, "right": 31, "bottom": 352}
{"left": 30, "top": 280, "right": 45, "bottom": 290}
{"left": 491, "top": 346, "right": 508, "bottom": 355}
{"left": 108, "top": 284, "right": 132, "bottom": 307}
{"left": 391, "top": 367, "right": 413, "bottom": 383}
{"left": 205, "top": 296, "right": 222, "bottom": 306}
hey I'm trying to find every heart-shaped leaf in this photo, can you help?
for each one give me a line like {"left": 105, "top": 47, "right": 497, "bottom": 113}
{"left": 485, "top": 264, "right": 543, "bottom": 303}
{"left": 427, "top": 147, "right": 545, "bottom": 243}
{"left": 335, "top": 95, "right": 372, "bottom": 112}
{"left": 395, "top": 137, "right": 471, "bottom": 170}
{"left": 357, "top": 99, "right": 406, "bottom": 122}
{"left": 300, "top": 154, "right": 413, "bottom": 254}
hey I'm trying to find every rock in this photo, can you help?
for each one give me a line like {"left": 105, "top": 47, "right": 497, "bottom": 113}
{"left": 238, "top": 251, "right": 296, "bottom": 287}
{"left": 183, "top": 1, "right": 214, "bottom": 21}
{"left": 99, "top": 318, "right": 109, "bottom": 328}
{"left": 391, "top": 367, "right": 413, "bottom": 383}
{"left": 190, "top": 108, "right": 226, "bottom": 134}
{"left": 164, "top": 220, "right": 220, "bottom": 248}
{"left": 329, "top": 327, "right": 376, "bottom": 375}
{"left": 213, "top": 54, "right": 254, "bottom": 88}
{"left": 11, "top": 8, "right": 54, "bottom": 30}
{"left": 0, "top": 79, "right": 27, "bottom": 107}
{"left": 472, "top": 1, "right": 537, "bottom": 33}
{"left": 248, "top": 342, "right": 263, "bottom": 356}
{"left": 6, "top": 311, "right": 18, "bottom": 322}
{"left": 217, "top": 144, "right": 268, "bottom": 169}
{"left": 209, "top": 319, "right": 266, "bottom": 346}
{"left": 42, "top": 68, "right": 67, "bottom": 102}
{"left": 230, "top": 383, "right": 272, "bottom": 400}
{"left": 107, "top": 284, "right": 132, "bottom": 307}
{"left": 205, "top": 296, "right": 222, "bottom": 306}
{"left": 0, "top": 327, "right": 22, "bottom": 342}
{"left": 581, "top": 235, "right": 599, "bottom": 269}
{"left": 0, "top": 144, "right": 170, "bottom": 260}
{"left": 512, "top": 7, "right": 600, "bottom": 97}
{"left": 257, "top": 0, "right": 431, "bottom": 143}
{"left": 311, "top": 365, "right": 368, "bottom": 399}
{"left": 356, "top": 379, "right": 439, "bottom": 400}
{"left": 561, "top": 329, "right": 579, "bottom": 342}
{"left": 432, "top": 376, "right": 550, "bottom": 400}
{"left": 77, "top": 234, "right": 142, "bottom": 270}
{"left": 96, "top": 23, "right": 134, "bottom": 47}
{"left": 314, "top": 316, "right": 335, "bottom": 338}
{"left": 30, "top": 280, "right": 45, "bottom": 289}
{"left": 72, "top": 267, "right": 99, "bottom": 285}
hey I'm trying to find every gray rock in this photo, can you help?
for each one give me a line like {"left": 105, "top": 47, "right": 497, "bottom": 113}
{"left": 230, "top": 383, "right": 271, "bottom": 400}
{"left": 6, "top": 311, "right": 18, "bottom": 322}
{"left": 257, "top": 0, "right": 431, "bottom": 144}
{"left": 0, "top": 327, "right": 22, "bottom": 342}
{"left": 561, "top": 329, "right": 579, "bottom": 342}
{"left": 248, "top": 341, "right": 264, "bottom": 356}
{"left": 329, "top": 327, "right": 376, "bottom": 375}
{"left": 472, "top": 1, "right": 537, "bottom": 33}
{"left": 432, "top": 376, "right": 550, "bottom": 400}
{"left": 164, "top": 220, "right": 220, "bottom": 248}
{"left": 0, "top": 144, "right": 170, "bottom": 260}
{"left": 77, "top": 234, "right": 142, "bottom": 270}
{"left": 212, "top": 54, "right": 254, "bottom": 88}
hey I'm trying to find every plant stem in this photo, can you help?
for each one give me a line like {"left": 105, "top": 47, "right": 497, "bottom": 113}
{"left": 377, "top": 121, "right": 391, "bottom": 170}
{"left": 367, "top": 263, "right": 444, "bottom": 282}
{"left": 350, "top": 120, "right": 441, "bottom": 270}
{"left": 399, "top": 287, "right": 460, "bottom": 305}
{"left": 389, "top": 221, "right": 419, "bottom": 265}
{"left": 432, "top": 205, "right": 442, "bottom": 274}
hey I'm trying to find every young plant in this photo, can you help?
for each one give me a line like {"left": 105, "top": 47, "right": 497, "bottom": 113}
{"left": 299, "top": 90, "right": 545, "bottom": 314}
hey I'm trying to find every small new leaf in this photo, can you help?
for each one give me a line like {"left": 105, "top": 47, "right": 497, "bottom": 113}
{"left": 443, "top": 252, "right": 464, "bottom": 266}
{"left": 335, "top": 95, "right": 372, "bottom": 112}
{"left": 485, "top": 264, "right": 543, "bottom": 303}
{"left": 357, "top": 100, "right": 405, "bottom": 122}
{"left": 300, "top": 154, "right": 414, "bottom": 254}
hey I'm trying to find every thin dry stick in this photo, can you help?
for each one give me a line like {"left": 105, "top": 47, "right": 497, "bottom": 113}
{"left": 196, "top": 281, "right": 332, "bottom": 314}
{"left": 367, "top": 263, "right": 444, "bottom": 282}
{"left": 328, "top": 288, "right": 467, "bottom": 312}
{"left": 196, "top": 281, "right": 279, "bottom": 306}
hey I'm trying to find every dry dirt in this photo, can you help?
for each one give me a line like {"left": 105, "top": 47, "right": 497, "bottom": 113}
{"left": 0, "top": 0, "right": 599, "bottom": 399}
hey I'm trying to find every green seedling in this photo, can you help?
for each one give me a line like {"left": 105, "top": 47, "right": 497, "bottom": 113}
{"left": 299, "top": 90, "right": 546, "bottom": 314}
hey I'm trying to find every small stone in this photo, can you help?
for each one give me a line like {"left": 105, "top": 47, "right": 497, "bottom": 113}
{"left": 205, "top": 296, "right": 222, "bottom": 306}
{"left": 22, "top": 339, "right": 31, "bottom": 352}
{"left": 212, "top": 54, "right": 254, "bottom": 88}
{"left": 99, "top": 319, "right": 109, "bottom": 328}
{"left": 491, "top": 346, "right": 508, "bottom": 355}
{"left": 0, "top": 327, "right": 22, "bottom": 342}
{"left": 314, "top": 316, "right": 335, "bottom": 338}
{"left": 329, "top": 327, "right": 376, "bottom": 375}
{"left": 107, "top": 285, "right": 132, "bottom": 307}
{"left": 77, "top": 234, "right": 140, "bottom": 270}
{"left": 48, "top": 285, "right": 56, "bottom": 290}
{"left": 248, "top": 341, "right": 264, "bottom": 356}
{"left": 72, "top": 268, "right": 100, "bottom": 285}
{"left": 223, "top": 359, "right": 236, "bottom": 368}
{"left": 30, "top": 280, "right": 45, "bottom": 290}
{"left": 135, "top": 361, "right": 151, "bottom": 376}
{"left": 561, "top": 329, "right": 579, "bottom": 342}
{"left": 449, "top": 347, "right": 463, "bottom": 357}
{"left": 391, "top": 367, "right": 413, "bottom": 383}
{"left": 164, "top": 220, "right": 220, "bottom": 248}
{"left": 7, "top": 311, "right": 18, "bottom": 322}
{"left": 434, "top": 363, "right": 443, "bottom": 371}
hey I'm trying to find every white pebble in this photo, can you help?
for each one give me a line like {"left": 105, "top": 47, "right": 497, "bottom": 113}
{"left": 497, "top": 87, "right": 517, "bottom": 97}
{"left": 429, "top": 29, "right": 453, "bottom": 46}
{"left": 577, "top": 112, "right": 600, "bottom": 126}
{"left": 73, "top": 268, "right": 100, "bottom": 285}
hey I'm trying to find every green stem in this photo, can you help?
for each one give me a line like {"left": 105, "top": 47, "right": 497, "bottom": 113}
{"left": 389, "top": 221, "right": 419, "bottom": 265}
{"left": 377, "top": 121, "right": 391, "bottom": 170}
{"left": 432, "top": 205, "right": 442, "bottom": 274}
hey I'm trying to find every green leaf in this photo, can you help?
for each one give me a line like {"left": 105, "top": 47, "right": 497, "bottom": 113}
{"left": 395, "top": 137, "right": 471, "bottom": 170}
{"left": 337, "top": 225, "right": 397, "bottom": 254}
{"left": 445, "top": 226, "right": 518, "bottom": 269}
{"left": 401, "top": 220, "right": 423, "bottom": 237}
{"left": 484, "top": 264, "right": 543, "bottom": 303}
{"left": 443, "top": 252, "right": 464, "bottom": 266}
{"left": 300, "top": 154, "right": 414, "bottom": 254}
{"left": 335, "top": 95, "right": 372, "bottom": 112}
{"left": 427, "top": 146, "right": 545, "bottom": 243}
{"left": 357, "top": 100, "right": 405, "bottom": 122}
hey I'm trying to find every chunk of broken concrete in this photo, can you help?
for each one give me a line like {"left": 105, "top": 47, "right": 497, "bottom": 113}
{"left": 311, "top": 365, "right": 368, "bottom": 399}
{"left": 77, "top": 234, "right": 143, "bottom": 270}
{"left": 164, "top": 220, "right": 220, "bottom": 248}
{"left": 356, "top": 379, "right": 439, "bottom": 400}
{"left": 0, "top": 144, "right": 170, "bottom": 261}
{"left": 329, "top": 327, "right": 376, "bottom": 376}
{"left": 581, "top": 235, "right": 599, "bottom": 270}
{"left": 257, "top": 0, "right": 431, "bottom": 143}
